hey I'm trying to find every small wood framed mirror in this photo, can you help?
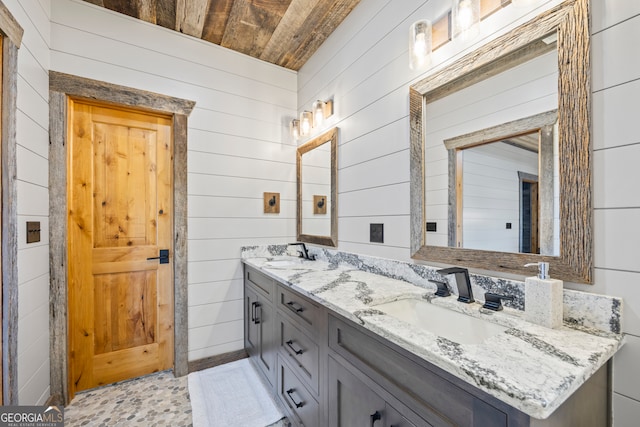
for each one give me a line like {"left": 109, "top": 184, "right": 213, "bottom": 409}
{"left": 297, "top": 127, "right": 338, "bottom": 246}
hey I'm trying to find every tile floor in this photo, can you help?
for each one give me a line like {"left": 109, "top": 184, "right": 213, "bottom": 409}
{"left": 64, "top": 370, "right": 289, "bottom": 426}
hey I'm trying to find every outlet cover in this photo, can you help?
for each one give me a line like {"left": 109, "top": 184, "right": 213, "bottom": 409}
{"left": 370, "top": 223, "right": 384, "bottom": 243}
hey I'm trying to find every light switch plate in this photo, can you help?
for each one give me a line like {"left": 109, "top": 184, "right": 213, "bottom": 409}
{"left": 370, "top": 223, "right": 384, "bottom": 243}
{"left": 26, "top": 221, "right": 41, "bottom": 243}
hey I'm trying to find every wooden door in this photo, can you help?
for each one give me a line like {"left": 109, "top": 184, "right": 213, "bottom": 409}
{"left": 68, "top": 99, "right": 174, "bottom": 397}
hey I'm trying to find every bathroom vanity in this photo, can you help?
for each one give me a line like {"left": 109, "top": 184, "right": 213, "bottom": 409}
{"left": 242, "top": 247, "right": 622, "bottom": 427}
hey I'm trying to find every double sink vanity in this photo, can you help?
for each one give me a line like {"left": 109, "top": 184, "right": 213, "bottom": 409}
{"left": 253, "top": 1, "right": 622, "bottom": 425}
{"left": 242, "top": 245, "right": 623, "bottom": 427}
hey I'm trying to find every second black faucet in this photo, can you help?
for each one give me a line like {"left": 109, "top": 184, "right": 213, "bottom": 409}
{"left": 436, "top": 267, "right": 474, "bottom": 303}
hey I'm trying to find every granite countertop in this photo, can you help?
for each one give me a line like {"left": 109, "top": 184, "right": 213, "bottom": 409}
{"left": 242, "top": 255, "right": 624, "bottom": 420}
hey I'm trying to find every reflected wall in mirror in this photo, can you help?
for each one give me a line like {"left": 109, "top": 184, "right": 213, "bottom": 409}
{"left": 410, "top": 0, "right": 592, "bottom": 283}
{"left": 297, "top": 127, "right": 338, "bottom": 246}
{"left": 442, "top": 111, "right": 559, "bottom": 256}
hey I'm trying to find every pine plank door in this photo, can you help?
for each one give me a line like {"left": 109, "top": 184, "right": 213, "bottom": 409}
{"left": 68, "top": 99, "right": 174, "bottom": 397}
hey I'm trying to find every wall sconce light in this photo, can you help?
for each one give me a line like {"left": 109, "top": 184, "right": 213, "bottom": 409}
{"left": 409, "top": 19, "right": 432, "bottom": 70}
{"left": 452, "top": 0, "right": 480, "bottom": 41}
{"left": 290, "top": 119, "right": 300, "bottom": 141}
{"left": 312, "top": 99, "right": 333, "bottom": 127}
{"left": 299, "top": 110, "right": 313, "bottom": 136}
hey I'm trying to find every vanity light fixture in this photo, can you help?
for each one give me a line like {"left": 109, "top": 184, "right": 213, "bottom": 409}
{"left": 409, "top": 19, "right": 432, "bottom": 70}
{"left": 290, "top": 119, "right": 301, "bottom": 141}
{"left": 452, "top": 0, "right": 480, "bottom": 41}
{"left": 291, "top": 99, "right": 334, "bottom": 140}
{"left": 300, "top": 110, "right": 313, "bottom": 136}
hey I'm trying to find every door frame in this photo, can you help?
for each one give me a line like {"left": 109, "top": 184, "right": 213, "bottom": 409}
{"left": 49, "top": 72, "right": 195, "bottom": 405}
{"left": 0, "top": 0, "right": 22, "bottom": 405}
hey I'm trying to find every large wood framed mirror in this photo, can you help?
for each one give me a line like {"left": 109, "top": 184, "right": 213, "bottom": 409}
{"left": 410, "top": 0, "right": 591, "bottom": 283}
{"left": 297, "top": 127, "right": 338, "bottom": 246}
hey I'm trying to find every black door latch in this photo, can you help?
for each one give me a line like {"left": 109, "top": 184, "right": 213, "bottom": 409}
{"left": 147, "top": 249, "right": 169, "bottom": 264}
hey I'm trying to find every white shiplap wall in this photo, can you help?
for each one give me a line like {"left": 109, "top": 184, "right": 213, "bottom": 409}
{"left": 589, "top": 1, "right": 640, "bottom": 424}
{"left": 50, "top": 0, "right": 297, "bottom": 363}
{"left": 298, "top": 0, "right": 640, "bottom": 424}
{"left": 3, "top": 0, "right": 53, "bottom": 405}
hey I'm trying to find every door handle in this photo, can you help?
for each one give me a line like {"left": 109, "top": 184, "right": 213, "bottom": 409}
{"left": 147, "top": 249, "right": 169, "bottom": 264}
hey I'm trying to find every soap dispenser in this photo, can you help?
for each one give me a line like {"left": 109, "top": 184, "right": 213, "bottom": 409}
{"left": 523, "top": 262, "right": 563, "bottom": 329}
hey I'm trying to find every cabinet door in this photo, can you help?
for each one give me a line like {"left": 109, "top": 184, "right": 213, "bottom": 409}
{"left": 245, "top": 284, "right": 276, "bottom": 386}
{"left": 329, "top": 356, "right": 387, "bottom": 427}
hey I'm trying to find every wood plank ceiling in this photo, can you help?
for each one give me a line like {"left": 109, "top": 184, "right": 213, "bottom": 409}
{"left": 84, "top": 0, "right": 362, "bottom": 71}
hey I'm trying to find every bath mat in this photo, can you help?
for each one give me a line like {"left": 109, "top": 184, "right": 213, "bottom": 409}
{"left": 188, "top": 358, "right": 285, "bottom": 427}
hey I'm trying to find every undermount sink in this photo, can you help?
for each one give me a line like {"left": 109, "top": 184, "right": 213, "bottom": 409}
{"left": 372, "top": 298, "right": 507, "bottom": 345}
{"left": 263, "top": 259, "right": 305, "bottom": 268}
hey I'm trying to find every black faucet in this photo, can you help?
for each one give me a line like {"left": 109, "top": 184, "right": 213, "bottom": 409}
{"left": 288, "top": 242, "right": 316, "bottom": 261}
{"left": 436, "top": 267, "right": 474, "bottom": 303}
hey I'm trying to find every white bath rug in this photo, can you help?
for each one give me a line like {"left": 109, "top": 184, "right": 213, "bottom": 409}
{"left": 188, "top": 358, "right": 285, "bottom": 427}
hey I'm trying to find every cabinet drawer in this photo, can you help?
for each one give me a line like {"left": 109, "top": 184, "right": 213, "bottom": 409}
{"left": 329, "top": 315, "right": 507, "bottom": 427}
{"left": 279, "top": 315, "right": 320, "bottom": 395}
{"left": 277, "top": 356, "right": 319, "bottom": 427}
{"left": 278, "top": 286, "right": 321, "bottom": 334}
{"left": 246, "top": 267, "right": 275, "bottom": 300}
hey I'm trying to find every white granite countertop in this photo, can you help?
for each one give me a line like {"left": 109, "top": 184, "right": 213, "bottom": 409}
{"left": 242, "top": 255, "right": 624, "bottom": 420}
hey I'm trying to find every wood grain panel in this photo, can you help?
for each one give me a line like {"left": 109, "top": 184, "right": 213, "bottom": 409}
{"left": 221, "top": 0, "right": 292, "bottom": 57}
{"left": 201, "top": 0, "right": 234, "bottom": 44}
{"left": 176, "top": 0, "right": 210, "bottom": 38}
{"left": 278, "top": 0, "right": 361, "bottom": 70}
{"left": 156, "top": 0, "right": 177, "bottom": 29}
{"left": 94, "top": 271, "right": 157, "bottom": 354}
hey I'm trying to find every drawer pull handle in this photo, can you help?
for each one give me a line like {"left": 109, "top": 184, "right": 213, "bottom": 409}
{"left": 287, "top": 301, "right": 305, "bottom": 313}
{"left": 251, "top": 302, "right": 261, "bottom": 324}
{"left": 285, "top": 340, "right": 304, "bottom": 355}
{"left": 370, "top": 410, "right": 382, "bottom": 426}
{"left": 286, "top": 388, "right": 304, "bottom": 409}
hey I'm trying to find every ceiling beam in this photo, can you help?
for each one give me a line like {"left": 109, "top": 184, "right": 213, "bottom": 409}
{"left": 221, "top": 0, "right": 293, "bottom": 57}
{"left": 176, "top": 0, "right": 211, "bottom": 38}
{"left": 282, "top": 0, "right": 360, "bottom": 70}
{"left": 201, "top": 0, "right": 234, "bottom": 45}
{"left": 259, "top": 0, "right": 320, "bottom": 65}
{"left": 155, "top": 0, "right": 177, "bottom": 29}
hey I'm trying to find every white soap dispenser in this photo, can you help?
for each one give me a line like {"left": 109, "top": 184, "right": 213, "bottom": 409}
{"left": 523, "top": 262, "right": 563, "bottom": 329}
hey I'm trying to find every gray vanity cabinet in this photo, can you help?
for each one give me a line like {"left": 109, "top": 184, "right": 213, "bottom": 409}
{"left": 328, "top": 356, "right": 424, "bottom": 427}
{"left": 244, "top": 267, "right": 277, "bottom": 387}
{"left": 243, "top": 264, "right": 608, "bottom": 427}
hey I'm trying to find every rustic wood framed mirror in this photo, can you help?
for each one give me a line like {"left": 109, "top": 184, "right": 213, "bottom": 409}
{"left": 297, "top": 127, "right": 338, "bottom": 246}
{"left": 410, "top": 0, "right": 592, "bottom": 283}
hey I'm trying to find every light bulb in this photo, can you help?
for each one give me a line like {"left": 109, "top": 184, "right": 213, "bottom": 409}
{"left": 409, "top": 20, "right": 432, "bottom": 70}
{"left": 290, "top": 119, "right": 300, "bottom": 140}
{"left": 312, "top": 100, "right": 325, "bottom": 127}
{"left": 453, "top": 0, "right": 479, "bottom": 41}
{"left": 300, "top": 111, "right": 313, "bottom": 136}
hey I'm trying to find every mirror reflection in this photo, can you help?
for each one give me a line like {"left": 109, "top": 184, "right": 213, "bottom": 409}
{"left": 424, "top": 44, "right": 558, "bottom": 255}
{"left": 296, "top": 127, "right": 338, "bottom": 247}
{"left": 409, "top": 0, "right": 593, "bottom": 283}
{"left": 446, "top": 123, "right": 559, "bottom": 256}
{"left": 300, "top": 143, "right": 332, "bottom": 236}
